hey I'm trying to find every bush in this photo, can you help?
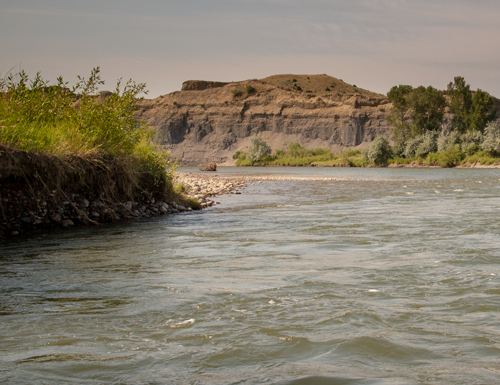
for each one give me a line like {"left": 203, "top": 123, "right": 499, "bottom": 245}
{"left": 481, "top": 122, "right": 500, "bottom": 156}
{"left": 231, "top": 89, "right": 243, "bottom": 98}
{"left": 246, "top": 84, "right": 256, "bottom": 94}
{"left": 232, "top": 150, "right": 247, "bottom": 160}
{"left": 438, "top": 130, "right": 462, "bottom": 152}
{"left": 247, "top": 133, "right": 271, "bottom": 163}
{"left": 461, "top": 130, "right": 483, "bottom": 155}
{"left": 404, "top": 136, "right": 420, "bottom": 158}
{"left": 439, "top": 144, "right": 464, "bottom": 167}
{"left": 404, "top": 131, "right": 438, "bottom": 158}
{"left": 365, "top": 136, "right": 392, "bottom": 164}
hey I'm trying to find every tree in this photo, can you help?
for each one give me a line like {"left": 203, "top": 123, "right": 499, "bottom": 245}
{"left": 387, "top": 85, "right": 413, "bottom": 142}
{"left": 447, "top": 76, "right": 472, "bottom": 132}
{"left": 407, "top": 86, "right": 446, "bottom": 136}
{"left": 247, "top": 133, "right": 271, "bottom": 163}
{"left": 447, "top": 76, "right": 496, "bottom": 133}
{"left": 469, "top": 89, "right": 496, "bottom": 132}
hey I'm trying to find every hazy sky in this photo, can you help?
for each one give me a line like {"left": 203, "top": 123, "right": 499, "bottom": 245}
{"left": 2, "top": 0, "right": 499, "bottom": 98}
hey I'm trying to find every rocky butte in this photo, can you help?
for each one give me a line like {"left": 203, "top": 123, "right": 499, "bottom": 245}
{"left": 135, "top": 74, "right": 392, "bottom": 165}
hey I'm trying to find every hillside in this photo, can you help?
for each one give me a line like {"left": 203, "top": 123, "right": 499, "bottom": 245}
{"left": 134, "top": 75, "right": 386, "bottom": 165}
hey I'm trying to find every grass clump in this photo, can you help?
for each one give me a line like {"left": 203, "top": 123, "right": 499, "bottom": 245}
{"left": 231, "top": 88, "right": 243, "bottom": 98}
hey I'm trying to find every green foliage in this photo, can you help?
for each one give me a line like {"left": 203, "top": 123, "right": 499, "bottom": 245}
{"left": 460, "top": 130, "right": 483, "bottom": 155}
{"left": 426, "top": 145, "right": 464, "bottom": 167}
{"left": 469, "top": 89, "right": 496, "bottom": 132}
{"left": 0, "top": 67, "right": 175, "bottom": 186}
{"left": 325, "top": 87, "right": 331, "bottom": 91}
{"left": 404, "top": 131, "right": 438, "bottom": 158}
{"left": 232, "top": 150, "right": 248, "bottom": 160}
{"left": 185, "top": 197, "right": 202, "bottom": 210}
{"left": 231, "top": 89, "right": 243, "bottom": 98}
{"left": 481, "top": 122, "right": 500, "bottom": 156}
{"left": 447, "top": 76, "right": 472, "bottom": 132}
{"left": 387, "top": 85, "right": 413, "bottom": 142}
{"left": 246, "top": 84, "right": 256, "bottom": 94}
{"left": 407, "top": 86, "right": 445, "bottom": 135}
{"left": 365, "top": 136, "right": 392, "bottom": 164}
{"left": 447, "top": 76, "right": 496, "bottom": 133}
{"left": 438, "top": 131, "right": 462, "bottom": 152}
{"left": 247, "top": 133, "right": 271, "bottom": 163}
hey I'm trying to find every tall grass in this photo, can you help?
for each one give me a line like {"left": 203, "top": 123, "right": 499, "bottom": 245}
{"left": 0, "top": 67, "right": 175, "bottom": 184}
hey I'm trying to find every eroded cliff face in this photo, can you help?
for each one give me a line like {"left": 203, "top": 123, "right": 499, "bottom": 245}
{"left": 135, "top": 74, "right": 391, "bottom": 165}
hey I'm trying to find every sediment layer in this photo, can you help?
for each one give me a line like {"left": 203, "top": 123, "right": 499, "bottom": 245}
{"left": 135, "top": 74, "right": 391, "bottom": 166}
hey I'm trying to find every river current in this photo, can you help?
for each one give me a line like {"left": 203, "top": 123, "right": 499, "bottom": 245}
{"left": 1, "top": 167, "right": 500, "bottom": 384}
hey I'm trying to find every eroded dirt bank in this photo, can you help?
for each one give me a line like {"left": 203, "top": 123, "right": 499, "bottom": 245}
{"left": 0, "top": 145, "right": 186, "bottom": 238}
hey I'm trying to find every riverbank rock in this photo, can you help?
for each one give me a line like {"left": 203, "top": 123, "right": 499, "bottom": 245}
{"left": 0, "top": 144, "right": 194, "bottom": 239}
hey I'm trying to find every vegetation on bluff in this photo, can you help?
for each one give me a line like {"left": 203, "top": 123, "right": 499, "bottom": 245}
{"left": 234, "top": 76, "right": 499, "bottom": 168}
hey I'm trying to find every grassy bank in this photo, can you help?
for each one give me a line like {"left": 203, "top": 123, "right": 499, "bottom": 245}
{"left": 234, "top": 140, "right": 500, "bottom": 168}
{"left": 0, "top": 68, "right": 182, "bottom": 196}
{"left": 0, "top": 68, "right": 197, "bottom": 237}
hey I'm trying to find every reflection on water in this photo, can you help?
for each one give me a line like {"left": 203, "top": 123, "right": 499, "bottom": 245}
{"left": 1, "top": 168, "right": 500, "bottom": 384}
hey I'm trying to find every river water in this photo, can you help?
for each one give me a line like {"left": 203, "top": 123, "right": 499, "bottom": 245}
{"left": 1, "top": 167, "right": 500, "bottom": 384}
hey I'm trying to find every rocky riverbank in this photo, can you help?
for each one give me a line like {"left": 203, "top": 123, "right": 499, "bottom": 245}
{"left": 0, "top": 145, "right": 186, "bottom": 239}
{"left": 175, "top": 171, "right": 350, "bottom": 206}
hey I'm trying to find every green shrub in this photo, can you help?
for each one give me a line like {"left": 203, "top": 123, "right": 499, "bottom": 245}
{"left": 231, "top": 89, "right": 243, "bottom": 98}
{"left": 246, "top": 84, "right": 256, "bottom": 94}
{"left": 232, "top": 150, "right": 247, "bottom": 160}
{"left": 461, "top": 130, "right": 483, "bottom": 154}
{"left": 365, "top": 136, "right": 392, "bottom": 164}
{"left": 247, "top": 133, "right": 271, "bottom": 163}
{"left": 405, "top": 131, "right": 438, "bottom": 158}
{"left": 438, "top": 130, "right": 461, "bottom": 152}
{"left": 481, "top": 122, "right": 500, "bottom": 156}
{"left": 439, "top": 144, "right": 464, "bottom": 167}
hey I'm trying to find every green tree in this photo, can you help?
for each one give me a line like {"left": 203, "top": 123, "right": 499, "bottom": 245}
{"left": 447, "top": 76, "right": 496, "bottom": 132}
{"left": 386, "top": 85, "right": 413, "bottom": 142}
{"left": 469, "top": 89, "right": 496, "bottom": 132}
{"left": 247, "top": 133, "right": 271, "bottom": 163}
{"left": 407, "top": 86, "right": 446, "bottom": 136}
{"left": 447, "top": 76, "right": 472, "bottom": 132}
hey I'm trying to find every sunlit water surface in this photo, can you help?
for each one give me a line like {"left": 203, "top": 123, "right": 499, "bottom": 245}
{"left": 1, "top": 167, "right": 500, "bottom": 384}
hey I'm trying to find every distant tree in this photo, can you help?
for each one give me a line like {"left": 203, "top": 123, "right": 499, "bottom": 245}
{"left": 447, "top": 76, "right": 472, "bottom": 132}
{"left": 247, "top": 133, "right": 271, "bottom": 163}
{"left": 447, "top": 76, "right": 496, "bottom": 132}
{"left": 386, "top": 85, "right": 413, "bottom": 142}
{"left": 469, "top": 89, "right": 496, "bottom": 132}
{"left": 407, "top": 86, "right": 446, "bottom": 136}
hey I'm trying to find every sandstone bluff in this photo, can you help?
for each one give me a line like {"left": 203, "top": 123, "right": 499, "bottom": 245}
{"left": 135, "top": 74, "right": 392, "bottom": 166}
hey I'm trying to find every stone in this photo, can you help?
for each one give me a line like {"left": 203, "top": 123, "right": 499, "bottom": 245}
{"left": 61, "top": 219, "right": 74, "bottom": 227}
{"left": 21, "top": 217, "right": 31, "bottom": 224}
{"left": 51, "top": 214, "right": 62, "bottom": 223}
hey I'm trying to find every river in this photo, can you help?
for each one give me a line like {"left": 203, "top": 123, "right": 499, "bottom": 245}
{"left": 1, "top": 167, "right": 499, "bottom": 384}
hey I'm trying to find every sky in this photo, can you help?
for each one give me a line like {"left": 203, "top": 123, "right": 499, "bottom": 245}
{"left": 1, "top": 0, "right": 500, "bottom": 98}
